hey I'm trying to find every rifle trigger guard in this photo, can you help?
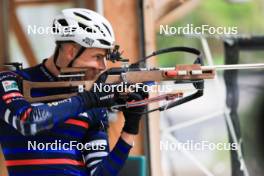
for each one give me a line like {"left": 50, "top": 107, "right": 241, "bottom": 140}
{"left": 110, "top": 104, "right": 126, "bottom": 111}
{"left": 78, "top": 85, "right": 84, "bottom": 93}
{"left": 121, "top": 72, "right": 128, "bottom": 83}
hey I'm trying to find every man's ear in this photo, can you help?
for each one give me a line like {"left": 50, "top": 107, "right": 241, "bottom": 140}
{"left": 63, "top": 43, "right": 78, "bottom": 59}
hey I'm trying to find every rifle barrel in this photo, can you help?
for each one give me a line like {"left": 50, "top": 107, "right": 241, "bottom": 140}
{"left": 157, "top": 63, "right": 264, "bottom": 71}
{"left": 202, "top": 63, "right": 264, "bottom": 71}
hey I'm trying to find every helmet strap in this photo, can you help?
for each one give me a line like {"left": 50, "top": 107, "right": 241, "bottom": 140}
{"left": 67, "top": 46, "right": 86, "bottom": 67}
{"left": 53, "top": 42, "right": 86, "bottom": 70}
{"left": 53, "top": 44, "right": 61, "bottom": 70}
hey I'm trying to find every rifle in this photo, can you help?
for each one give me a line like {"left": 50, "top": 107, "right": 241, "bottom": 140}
{"left": 2, "top": 46, "right": 264, "bottom": 114}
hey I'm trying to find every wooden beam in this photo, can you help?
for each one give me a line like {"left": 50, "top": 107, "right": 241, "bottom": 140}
{"left": 0, "top": 0, "right": 3, "bottom": 62}
{"left": 0, "top": 0, "right": 9, "bottom": 62}
{"left": 0, "top": 0, "right": 9, "bottom": 175}
{"left": 104, "top": 0, "right": 144, "bottom": 156}
{"left": 10, "top": 0, "right": 38, "bottom": 66}
{"left": 155, "top": 0, "right": 186, "bottom": 22}
{"left": 144, "top": 0, "right": 163, "bottom": 175}
{"left": 155, "top": 0, "right": 200, "bottom": 30}
{"left": 84, "top": 0, "right": 95, "bottom": 10}
{"left": 0, "top": 146, "right": 7, "bottom": 176}
{"left": 14, "top": 0, "right": 74, "bottom": 6}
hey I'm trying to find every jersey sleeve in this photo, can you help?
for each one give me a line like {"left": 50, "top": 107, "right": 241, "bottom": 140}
{"left": 0, "top": 71, "right": 85, "bottom": 136}
{"left": 83, "top": 128, "right": 132, "bottom": 176}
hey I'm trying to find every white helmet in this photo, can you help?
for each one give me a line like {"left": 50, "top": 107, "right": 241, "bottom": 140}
{"left": 52, "top": 8, "right": 115, "bottom": 49}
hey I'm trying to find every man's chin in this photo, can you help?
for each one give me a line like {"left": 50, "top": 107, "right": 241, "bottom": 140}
{"left": 85, "top": 72, "right": 101, "bottom": 80}
{"left": 85, "top": 75, "right": 97, "bottom": 80}
{"left": 84, "top": 69, "right": 101, "bottom": 80}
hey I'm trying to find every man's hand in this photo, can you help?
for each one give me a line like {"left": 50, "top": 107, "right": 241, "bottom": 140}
{"left": 78, "top": 71, "right": 123, "bottom": 109}
{"left": 122, "top": 89, "right": 148, "bottom": 135}
{"left": 78, "top": 87, "right": 120, "bottom": 109}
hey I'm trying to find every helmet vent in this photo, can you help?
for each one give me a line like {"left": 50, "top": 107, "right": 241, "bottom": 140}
{"left": 98, "top": 39, "right": 110, "bottom": 46}
{"left": 95, "top": 25, "right": 106, "bottom": 37}
{"left": 58, "top": 19, "right": 68, "bottom": 26}
{"left": 103, "top": 23, "right": 112, "bottom": 37}
{"left": 74, "top": 12, "right": 91, "bottom": 21}
{"left": 52, "top": 23, "right": 59, "bottom": 33}
{"left": 78, "top": 22, "right": 93, "bottom": 33}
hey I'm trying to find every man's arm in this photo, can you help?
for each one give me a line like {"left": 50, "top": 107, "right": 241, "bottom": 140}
{"left": 0, "top": 71, "right": 87, "bottom": 136}
{"left": 83, "top": 90, "right": 147, "bottom": 176}
{"left": 120, "top": 132, "right": 136, "bottom": 146}
{"left": 82, "top": 109, "right": 133, "bottom": 176}
{"left": 0, "top": 71, "right": 117, "bottom": 136}
{"left": 83, "top": 130, "right": 132, "bottom": 176}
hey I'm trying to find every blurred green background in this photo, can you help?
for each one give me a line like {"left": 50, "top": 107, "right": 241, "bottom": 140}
{"left": 157, "top": 0, "right": 264, "bottom": 175}
{"left": 156, "top": 0, "right": 264, "bottom": 67}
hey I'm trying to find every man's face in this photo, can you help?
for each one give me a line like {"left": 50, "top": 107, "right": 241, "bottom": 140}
{"left": 73, "top": 47, "right": 107, "bottom": 80}
{"left": 59, "top": 44, "right": 107, "bottom": 80}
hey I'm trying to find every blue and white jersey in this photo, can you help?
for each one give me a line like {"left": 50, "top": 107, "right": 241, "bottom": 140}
{"left": 0, "top": 59, "right": 131, "bottom": 176}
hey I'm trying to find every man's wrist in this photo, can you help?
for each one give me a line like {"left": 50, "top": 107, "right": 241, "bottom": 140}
{"left": 78, "top": 91, "right": 97, "bottom": 109}
{"left": 122, "top": 117, "right": 140, "bottom": 135}
{"left": 121, "top": 131, "right": 136, "bottom": 147}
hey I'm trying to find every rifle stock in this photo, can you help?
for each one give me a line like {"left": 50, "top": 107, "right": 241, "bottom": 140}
{"left": 23, "top": 80, "right": 95, "bottom": 103}
{"left": 20, "top": 62, "right": 264, "bottom": 103}
{"left": 22, "top": 64, "right": 215, "bottom": 103}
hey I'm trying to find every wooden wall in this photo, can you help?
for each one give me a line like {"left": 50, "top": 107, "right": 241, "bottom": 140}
{"left": 0, "top": 1, "right": 145, "bottom": 175}
{"left": 104, "top": 0, "right": 145, "bottom": 156}
{"left": 0, "top": 0, "right": 194, "bottom": 176}
{"left": 0, "top": 0, "right": 8, "bottom": 175}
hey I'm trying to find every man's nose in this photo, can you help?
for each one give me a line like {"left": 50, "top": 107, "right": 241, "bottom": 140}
{"left": 97, "top": 59, "right": 106, "bottom": 71}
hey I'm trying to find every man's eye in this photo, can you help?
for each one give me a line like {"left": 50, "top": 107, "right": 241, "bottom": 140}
{"left": 96, "top": 55, "right": 104, "bottom": 60}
